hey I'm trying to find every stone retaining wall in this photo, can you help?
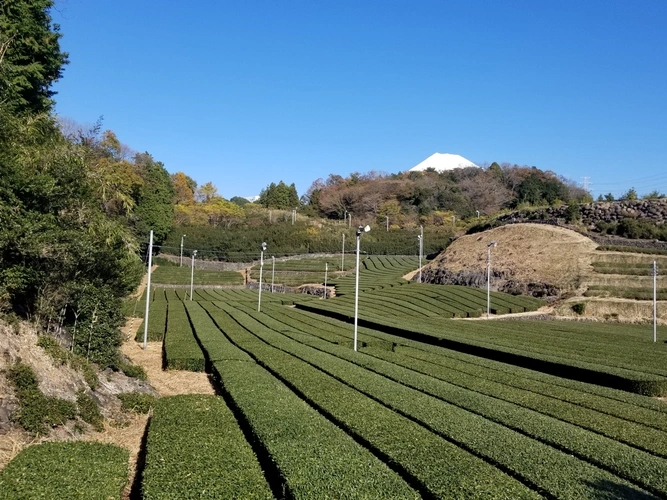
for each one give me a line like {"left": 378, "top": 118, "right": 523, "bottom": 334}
{"left": 496, "top": 199, "right": 667, "bottom": 228}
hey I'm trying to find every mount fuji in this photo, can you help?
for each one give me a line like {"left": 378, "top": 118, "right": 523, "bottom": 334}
{"left": 409, "top": 153, "right": 479, "bottom": 172}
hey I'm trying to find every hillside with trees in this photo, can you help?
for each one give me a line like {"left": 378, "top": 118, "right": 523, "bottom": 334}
{"left": 0, "top": 0, "right": 172, "bottom": 367}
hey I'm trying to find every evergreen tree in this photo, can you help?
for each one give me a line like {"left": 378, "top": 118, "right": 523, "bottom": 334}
{"left": 0, "top": 0, "right": 68, "bottom": 114}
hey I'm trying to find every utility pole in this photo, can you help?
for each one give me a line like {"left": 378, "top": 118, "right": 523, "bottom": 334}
{"left": 142, "top": 230, "right": 153, "bottom": 350}
{"left": 582, "top": 176, "right": 591, "bottom": 192}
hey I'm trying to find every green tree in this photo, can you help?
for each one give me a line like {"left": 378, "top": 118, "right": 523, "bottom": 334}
{"left": 133, "top": 153, "right": 174, "bottom": 245}
{"left": 0, "top": 0, "right": 68, "bottom": 114}
{"left": 642, "top": 190, "right": 665, "bottom": 200}
{"left": 621, "top": 187, "right": 638, "bottom": 200}
{"left": 258, "top": 180, "right": 299, "bottom": 209}
{"left": 229, "top": 196, "right": 250, "bottom": 206}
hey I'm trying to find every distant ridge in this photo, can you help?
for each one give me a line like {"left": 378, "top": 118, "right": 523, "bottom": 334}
{"left": 409, "top": 153, "right": 479, "bottom": 172}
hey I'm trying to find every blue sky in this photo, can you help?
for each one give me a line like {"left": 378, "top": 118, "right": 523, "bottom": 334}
{"left": 52, "top": 0, "right": 667, "bottom": 200}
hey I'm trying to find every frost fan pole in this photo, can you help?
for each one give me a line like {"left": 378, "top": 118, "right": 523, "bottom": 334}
{"left": 142, "top": 230, "right": 153, "bottom": 350}
{"left": 654, "top": 261, "right": 658, "bottom": 343}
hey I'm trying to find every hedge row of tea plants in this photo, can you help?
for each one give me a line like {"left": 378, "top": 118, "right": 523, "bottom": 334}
{"left": 184, "top": 301, "right": 253, "bottom": 363}
{"left": 151, "top": 266, "right": 244, "bottom": 285}
{"left": 597, "top": 245, "right": 667, "bottom": 255}
{"left": 294, "top": 300, "right": 667, "bottom": 395}
{"left": 197, "top": 327, "right": 422, "bottom": 497}
{"left": 293, "top": 334, "right": 667, "bottom": 496}
{"left": 584, "top": 285, "right": 667, "bottom": 300}
{"left": 0, "top": 442, "right": 128, "bottom": 500}
{"left": 177, "top": 302, "right": 421, "bottom": 498}
{"left": 134, "top": 297, "right": 167, "bottom": 341}
{"left": 206, "top": 305, "right": 540, "bottom": 499}
{"left": 141, "top": 395, "right": 272, "bottom": 499}
{"left": 163, "top": 300, "right": 204, "bottom": 371}
{"left": 258, "top": 304, "right": 667, "bottom": 418}
{"left": 209, "top": 305, "right": 654, "bottom": 499}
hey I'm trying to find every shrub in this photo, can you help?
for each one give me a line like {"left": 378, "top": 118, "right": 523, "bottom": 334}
{"left": 118, "top": 392, "right": 157, "bottom": 414}
{"left": 37, "top": 336, "right": 98, "bottom": 388}
{"left": 7, "top": 363, "right": 76, "bottom": 434}
{"left": 571, "top": 302, "right": 586, "bottom": 315}
{"left": 76, "top": 391, "right": 104, "bottom": 432}
{"left": 114, "top": 359, "right": 147, "bottom": 380}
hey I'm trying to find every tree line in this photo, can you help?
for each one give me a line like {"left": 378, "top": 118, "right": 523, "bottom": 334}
{"left": 0, "top": 1, "right": 172, "bottom": 367}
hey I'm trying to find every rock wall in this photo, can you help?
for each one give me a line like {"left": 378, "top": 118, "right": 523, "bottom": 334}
{"left": 495, "top": 199, "right": 667, "bottom": 229}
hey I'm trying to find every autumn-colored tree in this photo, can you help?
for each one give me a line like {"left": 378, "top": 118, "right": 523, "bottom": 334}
{"left": 197, "top": 181, "right": 219, "bottom": 203}
{"left": 171, "top": 172, "right": 195, "bottom": 205}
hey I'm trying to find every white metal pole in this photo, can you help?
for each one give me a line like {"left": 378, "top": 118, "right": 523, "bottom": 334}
{"left": 487, "top": 242, "right": 496, "bottom": 318}
{"left": 476, "top": 210, "right": 480, "bottom": 219}
{"left": 258, "top": 244, "right": 266, "bottom": 312}
{"left": 419, "top": 225, "right": 423, "bottom": 283}
{"left": 180, "top": 234, "right": 185, "bottom": 267}
{"left": 348, "top": 213, "right": 352, "bottom": 229}
{"left": 487, "top": 246, "right": 491, "bottom": 319}
{"left": 418, "top": 235, "right": 422, "bottom": 283}
{"left": 386, "top": 216, "right": 389, "bottom": 231}
{"left": 324, "top": 263, "right": 328, "bottom": 299}
{"left": 342, "top": 233, "right": 345, "bottom": 271}
{"left": 190, "top": 250, "right": 197, "bottom": 301}
{"left": 354, "top": 232, "right": 361, "bottom": 351}
{"left": 142, "top": 230, "right": 153, "bottom": 350}
{"left": 258, "top": 251, "right": 263, "bottom": 311}
{"left": 271, "top": 256, "right": 275, "bottom": 293}
{"left": 654, "top": 261, "right": 657, "bottom": 343}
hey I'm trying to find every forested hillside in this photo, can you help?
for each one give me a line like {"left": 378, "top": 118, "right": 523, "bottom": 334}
{"left": 0, "top": 0, "right": 172, "bottom": 367}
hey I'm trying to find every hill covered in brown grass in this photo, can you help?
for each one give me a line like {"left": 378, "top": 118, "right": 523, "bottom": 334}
{"left": 421, "top": 223, "right": 598, "bottom": 299}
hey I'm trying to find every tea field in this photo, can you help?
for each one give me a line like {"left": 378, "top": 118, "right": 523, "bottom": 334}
{"left": 12, "top": 257, "right": 667, "bottom": 499}
{"left": 127, "top": 281, "right": 667, "bottom": 498}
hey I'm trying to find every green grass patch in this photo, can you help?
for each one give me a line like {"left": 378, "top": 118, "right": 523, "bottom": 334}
{"left": 7, "top": 363, "right": 76, "bottom": 434}
{"left": 76, "top": 391, "right": 104, "bottom": 432}
{"left": 118, "top": 392, "right": 158, "bottom": 414}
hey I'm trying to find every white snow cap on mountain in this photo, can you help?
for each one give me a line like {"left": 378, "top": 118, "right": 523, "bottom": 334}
{"left": 409, "top": 153, "right": 479, "bottom": 172}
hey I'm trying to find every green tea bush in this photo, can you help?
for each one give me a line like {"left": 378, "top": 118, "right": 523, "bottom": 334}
{"left": 163, "top": 301, "right": 205, "bottom": 371}
{"left": 0, "top": 442, "right": 128, "bottom": 499}
{"left": 142, "top": 395, "right": 273, "bottom": 499}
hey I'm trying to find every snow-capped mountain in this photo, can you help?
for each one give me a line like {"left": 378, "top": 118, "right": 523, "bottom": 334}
{"left": 409, "top": 153, "right": 479, "bottom": 172}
